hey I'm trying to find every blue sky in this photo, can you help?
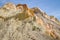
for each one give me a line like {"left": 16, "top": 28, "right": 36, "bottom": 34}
{"left": 0, "top": 0, "right": 60, "bottom": 20}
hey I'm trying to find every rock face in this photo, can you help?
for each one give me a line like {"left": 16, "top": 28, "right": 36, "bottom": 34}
{"left": 0, "top": 3, "right": 60, "bottom": 40}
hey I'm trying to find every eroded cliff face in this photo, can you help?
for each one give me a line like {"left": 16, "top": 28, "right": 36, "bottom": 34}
{"left": 0, "top": 3, "right": 60, "bottom": 40}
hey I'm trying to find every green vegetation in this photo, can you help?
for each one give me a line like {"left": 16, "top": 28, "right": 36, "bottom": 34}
{"left": 50, "top": 16, "right": 54, "bottom": 19}
{"left": 33, "top": 16, "right": 36, "bottom": 21}
{"left": 15, "top": 12, "right": 29, "bottom": 20}
{"left": 32, "top": 26, "right": 40, "bottom": 31}
{"left": 4, "top": 12, "right": 30, "bottom": 21}
{"left": 32, "top": 26, "right": 36, "bottom": 31}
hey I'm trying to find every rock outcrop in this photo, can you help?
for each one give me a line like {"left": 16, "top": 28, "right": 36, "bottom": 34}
{"left": 0, "top": 3, "right": 60, "bottom": 40}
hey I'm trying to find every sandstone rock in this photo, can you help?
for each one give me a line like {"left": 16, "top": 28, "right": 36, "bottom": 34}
{"left": 0, "top": 3, "right": 60, "bottom": 40}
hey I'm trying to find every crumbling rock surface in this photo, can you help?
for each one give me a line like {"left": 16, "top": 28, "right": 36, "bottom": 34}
{"left": 0, "top": 3, "right": 60, "bottom": 40}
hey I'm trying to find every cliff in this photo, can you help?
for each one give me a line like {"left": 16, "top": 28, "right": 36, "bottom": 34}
{"left": 0, "top": 3, "right": 60, "bottom": 40}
